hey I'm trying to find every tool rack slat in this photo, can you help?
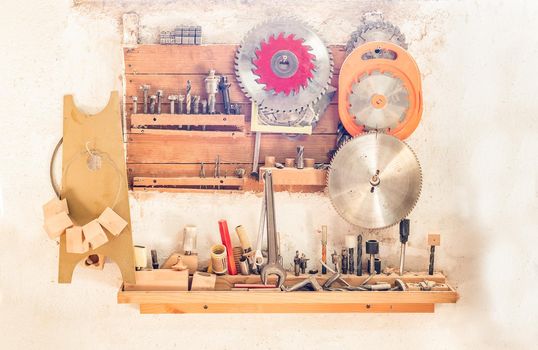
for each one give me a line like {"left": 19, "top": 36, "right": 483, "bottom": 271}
{"left": 124, "top": 44, "right": 344, "bottom": 193}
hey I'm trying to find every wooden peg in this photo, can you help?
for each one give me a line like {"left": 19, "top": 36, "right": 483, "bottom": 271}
{"left": 82, "top": 220, "right": 109, "bottom": 250}
{"left": 98, "top": 207, "right": 128, "bottom": 236}
{"left": 83, "top": 254, "right": 105, "bottom": 270}
{"left": 264, "top": 156, "right": 276, "bottom": 167}
{"left": 66, "top": 226, "right": 89, "bottom": 254}
{"left": 44, "top": 211, "right": 73, "bottom": 239}
{"left": 43, "top": 197, "right": 69, "bottom": 219}
{"left": 428, "top": 234, "right": 441, "bottom": 246}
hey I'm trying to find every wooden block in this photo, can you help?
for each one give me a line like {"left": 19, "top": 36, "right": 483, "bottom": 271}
{"left": 98, "top": 207, "right": 128, "bottom": 236}
{"left": 130, "top": 114, "right": 245, "bottom": 128}
{"left": 190, "top": 271, "right": 217, "bottom": 291}
{"left": 42, "top": 197, "right": 69, "bottom": 219}
{"left": 82, "top": 220, "right": 109, "bottom": 249}
{"left": 44, "top": 211, "right": 73, "bottom": 239}
{"left": 133, "top": 177, "right": 244, "bottom": 188}
{"left": 124, "top": 270, "right": 189, "bottom": 291}
{"left": 66, "top": 226, "right": 89, "bottom": 254}
{"left": 428, "top": 234, "right": 441, "bottom": 246}
{"left": 161, "top": 253, "right": 198, "bottom": 274}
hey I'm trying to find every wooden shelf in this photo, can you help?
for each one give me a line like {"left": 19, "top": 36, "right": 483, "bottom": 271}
{"left": 133, "top": 176, "right": 246, "bottom": 191}
{"left": 118, "top": 272, "right": 458, "bottom": 314}
{"left": 259, "top": 167, "right": 327, "bottom": 186}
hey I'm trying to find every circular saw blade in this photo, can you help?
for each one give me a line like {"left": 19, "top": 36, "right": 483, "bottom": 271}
{"left": 346, "top": 11, "right": 407, "bottom": 55}
{"left": 328, "top": 133, "right": 422, "bottom": 229}
{"left": 235, "top": 18, "right": 333, "bottom": 113}
{"left": 348, "top": 70, "right": 410, "bottom": 130}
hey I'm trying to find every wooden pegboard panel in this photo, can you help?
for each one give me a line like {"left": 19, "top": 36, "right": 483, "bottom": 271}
{"left": 124, "top": 44, "right": 346, "bottom": 192}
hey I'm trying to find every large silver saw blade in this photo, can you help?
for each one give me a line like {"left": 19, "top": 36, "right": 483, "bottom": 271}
{"left": 328, "top": 133, "right": 422, "bottom": 229}
{"left": 235, "top": 18, "right": 333, "bottom": 113}
{"left": 348, "top": 70, "right": 409, "bottom": 130}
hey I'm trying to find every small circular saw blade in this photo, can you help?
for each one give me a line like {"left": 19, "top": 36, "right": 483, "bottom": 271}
{"left": 328, "top": 132, "right": 422, "bottom": 229}
{"left": 348, "top": 70, "right": 410, "bottom": 131}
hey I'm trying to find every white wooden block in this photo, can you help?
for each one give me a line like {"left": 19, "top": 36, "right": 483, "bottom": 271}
{"left": 124, "top": 270, "right": 189, "bottom": 291}
{"left": 44, "top": 211, "right": 73, "bottom": 239}
{"left": 98, "top": 207, "right": 128, "bottom": 236}
{"left": 66, "top": 226, "right": 89, "bottom": 254}
{"left": 42, "top": 197, "right": 69, "bottom": 219}
{"left": 190, "top": 271, "right": 216, "bottom": 291}
{"left": 82, "top": 220, "right": 108, "bottom": 249}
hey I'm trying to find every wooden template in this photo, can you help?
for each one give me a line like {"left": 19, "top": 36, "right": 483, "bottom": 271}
{"left": 123, "top": 44, "right": 344, "bottom": 193}
{"left": 59, "top": 92, "right": 135, "bottom": 283}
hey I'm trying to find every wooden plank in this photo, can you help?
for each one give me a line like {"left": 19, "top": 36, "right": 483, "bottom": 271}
{"left": 126, "top": 133, "right": 336, "bottom": 164}
{"left": 131, "top": 114, "right": 245, "bottom": 128}
{"left": 130, "top": 129, "right": 245, "bottom": 138}
{"left": 125, "top": 74, "right": 249, "bottom": 103}
{"left": 125, "top": 45, "right": 346, "bottom": 75}
{"left": 133, "top": 176, "right": 245, "bottom": 187}
{"left": 259, "top": 167, "right": 327, "bottom": 186}
{"left": 118, "top": 289, "right": 459, "bottom": 305}
{"left": 124, "top": 103, "right": 340, "bottom": 134}
{"left": 138, "top": 302, "right": 434, "bottom": 314}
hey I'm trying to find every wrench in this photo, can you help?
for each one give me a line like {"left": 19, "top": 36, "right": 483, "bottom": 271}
{"left": 260, "top": 171, "right": 286, "bottom": 288}
{"left": 250, "top": 132, "right": 261, "bottom": 177}
{"left": 254, "top": 198, "right": 266, "bottom": 266}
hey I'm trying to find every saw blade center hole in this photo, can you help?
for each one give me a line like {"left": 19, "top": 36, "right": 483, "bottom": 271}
{"left": 370, "top": 169, "right": 381, "bottom": 192}
{"left": 371, "top": 94, "right": 387, "bottom": 109}
{"left": 271, "top": 50, "right": 299, "bottom": 78}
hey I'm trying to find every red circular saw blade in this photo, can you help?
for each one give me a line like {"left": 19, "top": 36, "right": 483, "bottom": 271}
{"left": 252, "top": 33, "right": 316, "bottom": 96}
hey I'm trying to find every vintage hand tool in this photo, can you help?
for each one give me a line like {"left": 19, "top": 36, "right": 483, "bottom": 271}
{"left": 299, "top": 253, "right": 309, "bottom": 274}
{"left": 356, "top": 234, "right": 363, "bottom": 276}
{"left": 250, "top": 132, "right": 261, "bottom": 177}
{"left": 132, "top": 96, "right": 138, "bottom": 114}
{"left": 168, "top": 95, "right": 177, "bottom": 114}
{"left": 186, "top": 80, "right": 192, "bottom": 114}
{"left": 156, "top": 90, "right": 163, "bottom": 114}
{"left": 254, "top": 198, "right": 266, "bottom": 266}
{"left": 331, "top": 250, "right": 340, "bottom": 272}
{"left": 345, "top": 235, "right": 355, "bottom": 274}
{"left": 139, "top": 84, "right": 150, "bottom": 113}
{"left": 296, "top": 145, "right": 304, "bottom": 169}
{"left": 205, "top": 70, "right": 219, "bottom": 114}
{"left": 366, "top": 239, "right": 379, "bottom": 275}
{"left": 192, "top": 95, "right": 200, "bottom": 114}
{"left": 178, "top": 95, "right": 185, "bottom": 114}
{"left": 319, "top": 260, "right": 350, "bottom": 287}
{"left": 283, "top": 275, "right": 323, "bottom": 292}
{"left": 321, "top": 226, "right": 327, "bottom": 274}
{"left": 151, "top": 249, "right": 159, "bottom": 269}
{"left": 328, "top": 133, "right": 422, "bottom": 229}
{"left": 341, "top": 248, "right": 348, "bottom": 274}
{"left": 201, "top": 99, "right": 207, "bottom": 114}
{"left": 428, "top": 233, "right": 441, "bottom": 275}
{"left": 260, "top": 170, "right": 286, "bottom": 288}
{"left": 218, "top": 76, "right": 231, "bottom": 114}
{"left": 149, "top": 95, "right": 156, "bottom": 114}
{"left": 399, "top": 219, "right": 410, "bottom": 275}
{"left": 218, "top": 220, "right": 237, "bottom": 275}
{"left": 293, "top": 251, "right": 301, "bottom": 276}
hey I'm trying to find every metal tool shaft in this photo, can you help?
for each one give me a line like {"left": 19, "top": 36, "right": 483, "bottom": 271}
{"left": 399, "top": 243, "right": 406, "bottom": 276}
{"left": 429, "top": 246, "right": 435, "bottom": 275}
{"left": 251, "top": 132, "right": 261, "bottom": 176}
{"left": 356, "top": 234, "right": 362, "bottom": 276}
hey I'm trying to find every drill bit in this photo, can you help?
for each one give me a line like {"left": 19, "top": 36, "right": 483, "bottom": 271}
{"left": 321, "top": 226, "right": 327, "bottom": 274}
{"left": 356, "top": 234, "right": 363, "bottom": 276}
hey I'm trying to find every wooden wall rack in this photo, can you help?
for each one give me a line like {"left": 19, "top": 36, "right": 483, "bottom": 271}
{"left": 118, "top": 272, "right": 458, "bottom": 314}
{"left": 124, "top": 44, "right": 345, "bottom": 193}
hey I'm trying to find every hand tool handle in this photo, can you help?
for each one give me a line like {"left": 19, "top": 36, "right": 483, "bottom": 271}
{"left": 218, "top": 220, "right": 237, "bottom": 275}
{"left": 235, "top": 225, "right": 252, "bottom": 253}
{"left": 399, "top": 219, "right": 410, "bottom": 244}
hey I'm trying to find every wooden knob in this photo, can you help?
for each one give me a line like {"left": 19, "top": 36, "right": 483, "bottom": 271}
{"left": 285, "top": 158, "right": 295, "bottom": 167}
{"left": 304, "top": 158, "right": 315, "bottom": 168}
{"left": 264, "top": 156, "right": 276, "bottom": 167}
{"left": 428, "top": 233, "right": 441, "bottom": 246}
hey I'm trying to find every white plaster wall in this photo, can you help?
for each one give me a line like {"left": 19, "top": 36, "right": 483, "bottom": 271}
{"left": 1, "top": 0, "right": 537, "bottom": 349}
